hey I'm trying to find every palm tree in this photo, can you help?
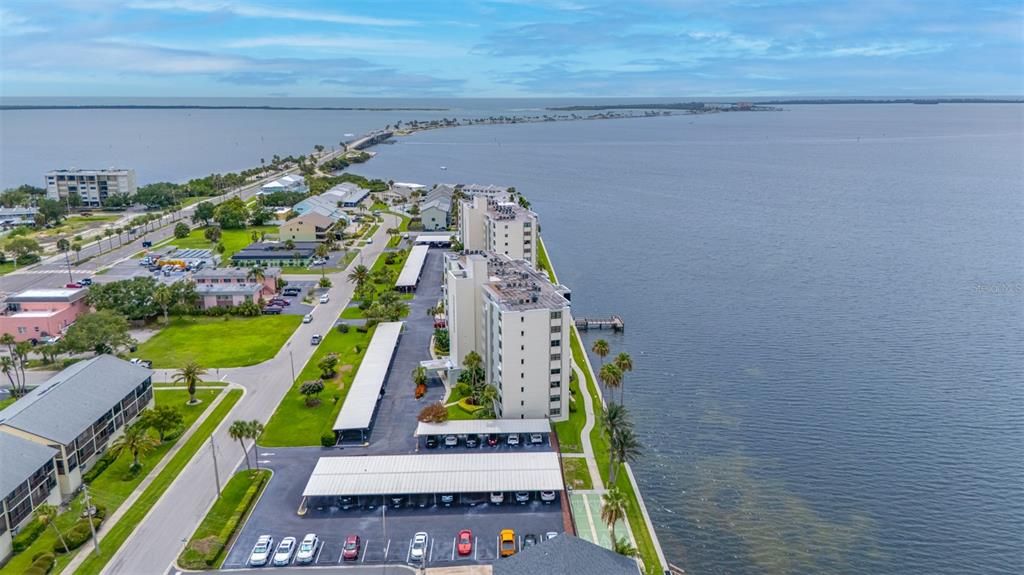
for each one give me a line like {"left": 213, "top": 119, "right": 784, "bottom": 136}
{"left": 34, "top": 503, "right": 69, "bottom": 554}
{"left": 109, "top": 424, "right": 159, "bottom": 468}
{"left": 247, "top": 266, "right": 266, "bottom": 293}
{"left": 315, "top": 243, "right": 329, "bottom": 278}
{"left": 609, "top": 426, "right": 643, "bottom": 485}
{"left": 592, "top": 339, "right": 610, "bottom": 366}
{"left": 229, "top": 420, "right": 252, "bottom": 472}
{"left": 602, "top": 402, "right": 630, "bottom": 481}
{"left": 247, "top": 420, "right": 265, "bottom": 470}
{"left": 72, "top": 242, "right": 82, "bottom": 263}
{"left": 347, "top": 264, "right": 370, "bottom": 288}
{"left": 462, "top": 351, "right": 483, "bottom": 392}
{"left": 599, "top": 363, "right": 623, "bottom": 397}
{"left": 153, "top": 285, "right": 173, "bottom": 324}
{"left": 174, "top": 362, "right": 207, "bottom": 405}
{"left": 613, "top": 352, "right": 633, "bottom": 403}
{"left": 601, "top": 488, "right": 628, "bottom": 546}
{"left": 411, "top": 365, "right": 427, "bottom": 388}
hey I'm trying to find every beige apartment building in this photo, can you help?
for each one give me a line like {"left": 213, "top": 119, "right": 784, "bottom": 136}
{"left": 458, "top": 195, "right": 539, "bottom": 267}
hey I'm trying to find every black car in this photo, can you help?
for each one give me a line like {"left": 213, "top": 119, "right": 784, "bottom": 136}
{"left": 523, "top": 534, "right": 538, "bottom": 548}
{"left": 262, "top": 306, "right": 282, "bottom": 315}
{"left": 424, "top": 435, "right": 439, "bottom": 449}
{"left": 439, "top": 494, "right": 455, "bottom": 507}
{"left": 463, "top": 493, "right": 487, "bottom": 506}
{"left": 390, "top": 495, "right": 408, "bottom": 508}
{"left": 465, "top": 435, "right": 479, "bottom": 448}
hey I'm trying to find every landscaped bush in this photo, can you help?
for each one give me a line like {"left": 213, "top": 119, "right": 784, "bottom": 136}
{"left": 25, "top": 552, "right": 55, "bottom": 574}
{"left": 457, "top": 397, "right": 485, "bottom": 413}
{"left": 337, "top": 323, "right": 350, "bottom": 333}
{"left": 320, "top": 432, "right": 336, "bottom": 447}
{"left": 83, "top": 452, "right": 117, "bottom": 484}
{"left": 12, "top": 520, "right": 46, "bottom": 553}
{"left": 55, "top": 518, "right": 102, "bottom": 553}
{"left": 178, "top": 471, "right": 269, "bottom": 569}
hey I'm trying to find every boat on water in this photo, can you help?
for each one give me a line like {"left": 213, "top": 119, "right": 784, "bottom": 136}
{"left": 440, "top": 166, "right": 447, "bottom": 170}
{"left": 344, "top": 133, "right": 355, "bottom": 137}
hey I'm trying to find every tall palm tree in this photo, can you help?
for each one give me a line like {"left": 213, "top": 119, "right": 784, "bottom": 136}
{"left": 613, "top": 352, "right": 633, "bottom": 404}
{"left": 609, "top": 426, "right": 643, "bottom": 485}
{"left": 462, "top": 351, "right": 483, "bottom": 392}
{"left": 315, "top": 243, "right": 330, "bottom": 278}
{"left": 592, "top": 339, "right": 610, "bottom": 366}
{"left": 247, "top": 420, "right": 265, "bottom": 470}
{"left": 109, "top": 424, "right": 159, "bottom": 468}
{"left": 599, "top": 363, "right": 623, "bottom": 397}
{"left": 34, "top": 503, "right": 69, "bottom": 554}
{"left": 247, "top": 266, "right": 266, "bottom": 284}
{"left": 602, "top": 402, "right": 630, "bottom": 481}
{"left": 229, "top": 420, "right": 252, "bottom": 472}
{"left": 601, "top": 488, "right": 628, "bottom": 546}
{"left": 347, "top": 264, "right": 370, "bottom": 288}
{"left": 174, "top": 362, "right": 207, "bottom": 405}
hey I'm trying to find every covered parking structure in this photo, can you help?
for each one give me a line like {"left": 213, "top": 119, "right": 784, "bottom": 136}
{"left": 395, "top": 244, "right": 430, "bottom": 292}
{"left": 331, "top": 321, "right": 403, "bottom": 443}
{"left": 301, "top": 452, "right": 564, "bottom": 509}
{"left": 415, "top": 419, "right": 552, "bottom": 447}
{"left": 413, "top": 233, "right": 453, "bottom": 246}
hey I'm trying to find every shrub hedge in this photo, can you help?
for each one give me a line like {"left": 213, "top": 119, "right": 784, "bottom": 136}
{"left": 11, "top": 520, "right": 46, "bottom": 553}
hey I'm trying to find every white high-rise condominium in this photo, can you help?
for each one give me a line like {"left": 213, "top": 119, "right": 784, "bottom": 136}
{"left": 444, "top": 251, "right": 572, "bottom": 421}
{"left": 45, "top": 168, "right": 137, "bottom": 207}
{"left": 458, "top": 195, "right": 539, "bottom": 267}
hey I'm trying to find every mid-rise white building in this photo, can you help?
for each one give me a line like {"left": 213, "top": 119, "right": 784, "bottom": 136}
{"left": 45, "top": 168, "right": 137, "bottom": 207}
{"left": 444, "top": 251, "right": 571, "bottom": 421}
{"left": 458, "top": 195, "right": 539, "bottom": 267}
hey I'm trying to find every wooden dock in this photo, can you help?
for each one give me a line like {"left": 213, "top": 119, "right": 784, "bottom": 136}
{"left": 575, "top": 315, "right": 624, "bottom": 332}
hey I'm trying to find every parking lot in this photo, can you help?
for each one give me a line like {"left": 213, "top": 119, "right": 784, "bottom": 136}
{"left": 221, "top": 448, "right": 563, "bottom": 569}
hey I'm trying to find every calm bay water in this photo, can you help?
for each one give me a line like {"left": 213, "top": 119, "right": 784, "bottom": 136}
{"left": 3, "top": 101, "right": 1022, "bottom": 574}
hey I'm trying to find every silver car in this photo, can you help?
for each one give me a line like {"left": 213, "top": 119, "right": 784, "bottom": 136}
{"left": 295, "top": 533, "right": 319, "bottom": 564}
{"left": 410, "top": 532, "right": 428, "bottom": 562}
{"left": 272, "top": 537, "right": 296, "bottom": 566}
{"left": 248, "top": 535, "right": 274, "bottom": 566}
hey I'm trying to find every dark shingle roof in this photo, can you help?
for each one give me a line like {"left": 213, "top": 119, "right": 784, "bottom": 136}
{"left": 492, "top": 534, "right": 642, "bottom": 575}
{"left": 0, "top": 432, "right": 57, "bottom": 498}
{"left": 0, "top": 355, "right": 153, "bottom": 445}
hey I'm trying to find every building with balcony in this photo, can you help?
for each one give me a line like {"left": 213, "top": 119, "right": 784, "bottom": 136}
{"left": 444, "top": 251, "right": 572, "bottom": 421}
{"left": 192, "top": 266, "right": 279, "bottom": 297}
{"left": 0, "top": 288, "right": 89, "bottom": 342}
{"left": 0, "top": 207, "right": 39, "bottom": 228}
{"left": 280, "top": 212, "right": 339, "bottom": 243}
{"left": 44, "top": 169, "right": 137, "bottom": 207}
{"left": 0, "top": 433, "right": 59, "bottom": 561}
{"left": 458, "top": 195, "right": 539, "bottom": 267}
{"left": 0, "top": 356, "right": 154, "bottom": 500}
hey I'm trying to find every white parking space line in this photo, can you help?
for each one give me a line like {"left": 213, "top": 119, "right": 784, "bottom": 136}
{"left": 451, "top": 537, "right": 456, "bottom": 561}
{"left": 314, "top": 541, "right": 324, "bottom": 564}
{"left": 495, "top": 534, "right": 500, "bottom": 557}
{"left": 361, "top": 539, "right": 369, "bottom": 563}
{"left": 384, "top": 538, "right": 391, "bottom": 560}
{"left": 474, "top": 536, "right": 479, "bottom": 561}
{"left": 338, "top": 545, "right": 346, "bottom": 563}
{"left": 428, "top": 537, "right": 434, "bottom": 562}
{"left": 406, "top": 539, "right": 412, "bottom": 563}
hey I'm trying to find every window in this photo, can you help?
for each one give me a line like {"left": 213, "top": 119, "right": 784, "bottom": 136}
{"left": 551, "top": 353, "right": 561, "bottom": 361}
{"left": 550, "top": 381, "right": 561, "bottom": 388}
{"left": 550, "top": 395, "right": 560, "bottom": 402}
{"left": 551, "top": 339, "right": 561, "bottom": 347}
{"left": 550, "top": 368, "right": 561, "bottom": 375}
{"left": 551, "top": 311, "right": 561, "bottom": 319}
{"left": 550, "top": 408, "right": 561, "bottom": 416}
{"left": 551, "top": 325, "right": 561, "bottom": 333}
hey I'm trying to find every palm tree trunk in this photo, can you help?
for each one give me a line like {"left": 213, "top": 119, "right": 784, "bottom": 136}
{"left": 239, "top": 440, "right": 251, "bottom": 471}
{"left": 610, "top": 520, "right": 616, "bottom": 546}
{"left": 188, "top": 380, "right": 196, "bottom": 404}
{"left": 253, "top": 444, "right": 260, "bottom": 470}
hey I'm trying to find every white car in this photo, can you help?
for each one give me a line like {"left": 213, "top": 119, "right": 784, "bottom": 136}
{"left": 303, "top": 313, "right": 313, "bottom": 323}
{"left": 540, "top": 490, "right": 557, "bottom": 503}
{"left": 490, "top": 492, "right": 505, "bottom": 504}
{"left": 272, "top": 537, "right": 296, "bottom": 566}
{"left": 319, "top": 294, "right": 330, "bottom": 304}
{"left": 410, "top": 532, "right": 428, "bottom": 561}
{"left": 248, "top": 535, "right": 274, "bottom": 566}
{"left": 295, "top": 533, "right": 319, "bottom": 564}
{"left": 444, "top": 435, "right": 458, "bottom": 447}
{"left": 506, "top": 434, "right": 520, "bottom": 446}
{"left": 529, "top": 433, "right": 544, "bottom": 445}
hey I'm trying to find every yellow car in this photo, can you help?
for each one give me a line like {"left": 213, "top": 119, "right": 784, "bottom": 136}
{"left": 499, "top": 529, "right": 516, "bottom": 557}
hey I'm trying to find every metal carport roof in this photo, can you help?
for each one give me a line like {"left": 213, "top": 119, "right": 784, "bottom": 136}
{"left": 302, "top": 452, "right": 564, "bottom": 497}
{"left": 395, "top": 244, "right": 430, "bottom": 289}
{"left": 415, "top": 419, "right": 552, "bottom": 437}
{"left": 331, "top": 322, "right": 403, "bottom": 432}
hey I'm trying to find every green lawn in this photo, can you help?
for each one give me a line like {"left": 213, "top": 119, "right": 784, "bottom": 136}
{"left": 340, "top": 305, "right": 363, "bottom": 319}
{"left": 152, "top": 380, "right": 228, "bottom": 388}
{"left": 177, "top": 469, "right": 270, "bottom": 569}
{"left": 562, "top": 457, "right": 594, "bottom": 490}
{"left": 260, "top": 327, "right": 375, "bottom": 446}
{"left": 2, "top": 389, "right": 221, "bottom": 575}
{"left": 74, "top": 389, "right": 242, "bottom": 575}
{"left": 165, "top": 225, "right": 278, "bottom": 259}
{"left": 0, "top": 261, "right": 17, "bottom": 276}
{"left": 537, "top": 236, "right": 558, "bottom": 283}
{"left": 136, "top": 315, "right": 301, "bottom": 368}
{"left": 0, "top": 396, "right": 16, "bottom": 410}
{"left": 553, "top": 370, "right": 585, "bottom": 454}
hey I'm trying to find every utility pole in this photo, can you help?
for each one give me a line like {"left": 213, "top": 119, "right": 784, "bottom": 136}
{"left": 209, "top": 436, "right": 222, "bottom": 496}
{"left": 82, "top": 485, "right": 100, "bottom": 556}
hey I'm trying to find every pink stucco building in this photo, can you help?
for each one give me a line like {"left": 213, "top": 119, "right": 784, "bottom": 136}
{"left": 0, "top": 288, "right": 89, "bottom": 342}
{"left": 191, "top": 267, "right": 280, "bottom": 309}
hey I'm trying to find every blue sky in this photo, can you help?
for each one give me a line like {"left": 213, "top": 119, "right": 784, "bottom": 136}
{"left": 1, "top": 0, "right": 1021, "bottom": 97}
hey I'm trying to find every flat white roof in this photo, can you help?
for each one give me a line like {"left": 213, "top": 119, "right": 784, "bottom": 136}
{"left": 395, "top": 244, "right": 430, "bottom": 288}
{"left": 414, "top": 233, "right": 453, "bottom": 244}
{"left": 302, "top": 452, "right": 563, "bottom": 497}
{"left": 393, "top": 182, "right": 425, "bottom": 188}
{"left": 13, "top": 288, "right": 81, "bottom": 299}
{"left": 415, "top": 419, "right": 552, "bottom": 436}
{"left": 332, "top": 322, "right": 403, "bottom": 431}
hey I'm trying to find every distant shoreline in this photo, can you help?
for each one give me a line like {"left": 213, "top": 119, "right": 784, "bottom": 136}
{"left": 548, "top": 98, "right": 1023, "bottom": 111}
{"left": 0, "top": 105, "right": 450, "bottom": 111}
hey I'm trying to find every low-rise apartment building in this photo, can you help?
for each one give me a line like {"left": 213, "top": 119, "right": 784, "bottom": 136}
{"left": 0, "top": 288, "right": 89, "bottom": 342}
{"left": 192, "top": 266, "right": 279, "bottom": 296}
{"left": 420, "top": 196, "right": 451, "bottom": 231}
{"left": 194, "top": 283, "right": 263, "bottom": 309}
{"left": 0, "top": 356, "right": 154, "bottom": 500}
{"left": 459, "top": 195, "right": 539, "bottom": 267}
{"left": 0, "top": 433, "right": 59, "bottom": 561}
{"left": 44, "top": 169, "right": 137, "bottom": 207}
{"left": 444, "top": 251, "right": 572, "bottom": 421}
{"left": 231, "top": 241, "right": 317, "bottom": 268}
{"left": 0, "top": 207, "right": 39, "bottom": 228}
{"left": 280, "top": 212, "right": 338, "bottom": 242}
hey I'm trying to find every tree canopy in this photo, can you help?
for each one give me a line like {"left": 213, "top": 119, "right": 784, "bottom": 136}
{"left": 62, "top": 310, "right": 134, "bottom": 354}
{"left": 213, "top": 197, "right": 249, "bottom": 229}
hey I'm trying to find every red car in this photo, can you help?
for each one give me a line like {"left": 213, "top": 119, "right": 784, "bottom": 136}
{"left": 342, "top": 535, "right": 360, "bottom": 561}
{"left": 65, "top": 282, "right": 83, "bottom": 288}
{"left": 457, "top": 529, "right": 473, "bottom": 556}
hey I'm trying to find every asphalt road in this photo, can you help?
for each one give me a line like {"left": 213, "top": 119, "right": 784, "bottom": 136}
{"left": 100, "top": 213, "right": 398, "bottom": 575}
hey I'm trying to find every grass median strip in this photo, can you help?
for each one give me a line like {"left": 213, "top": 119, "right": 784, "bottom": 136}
{"left": 177, "top": 469, "right": 271, "bottom": 569}
{"left": 73, "top": 389, "right": 243, "bottom": 575}
{"left": 261, "top": 327, "right": 374, "bottom": 446}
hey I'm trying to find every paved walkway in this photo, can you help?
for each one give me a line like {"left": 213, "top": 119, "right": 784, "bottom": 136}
{"left": 101, "top": 215, "right": 398, "bottom": 575}
{"left": 573, "top": 362, "right": 605, "bottom": 492}
{"left": 63, "top": 383, "right": 243, "bottom": 574}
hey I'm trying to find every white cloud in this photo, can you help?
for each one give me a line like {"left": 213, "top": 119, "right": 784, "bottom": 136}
{"left": 127, "top": 0, "right": 416, "bottom": 27}
{"left": 0, "top": 8, "right": 49, "bottom": 36}
{"left": 223, "top": 35, "right": 460, "bottom": 57}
